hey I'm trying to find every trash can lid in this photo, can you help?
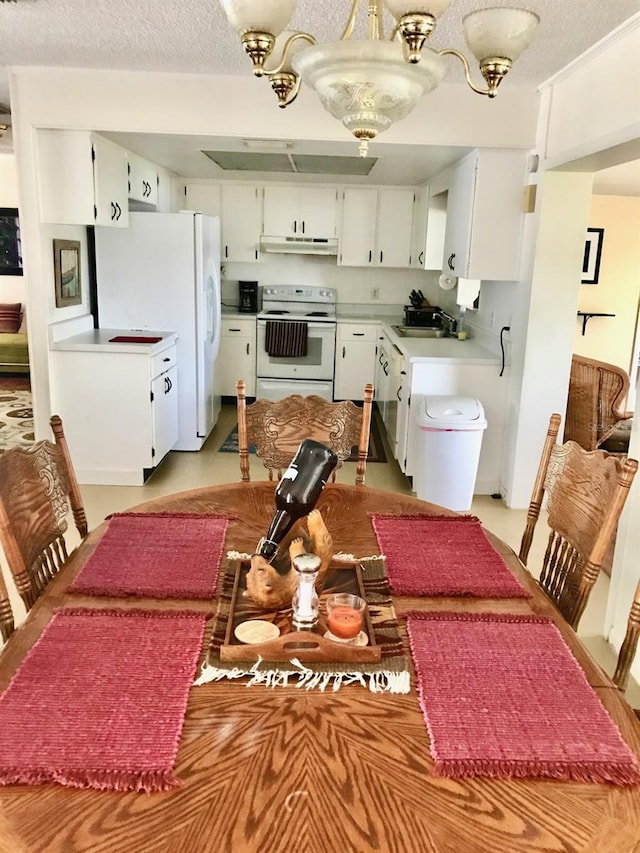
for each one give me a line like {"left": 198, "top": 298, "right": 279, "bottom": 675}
{"left": 416, "top": 395, "right": 487, "bottom": 430}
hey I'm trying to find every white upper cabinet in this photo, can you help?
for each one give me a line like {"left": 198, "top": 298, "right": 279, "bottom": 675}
{"left": 128, "top": 153, "right": 158, "bottom": 207}
{"left": 442, "top": 149, "right": 527, "bottom": 281}
{"left": 339, "top": 187, "right": 413, "bottom": 268}
{"left": 221, "top": 184, "right": 262, "bottom": 262}
{"left": 376, "top": 189, "right": 414, "bottom": 268}
{"left": 263, "top": 185, "right": 338, "bottom": 239}
{"left": 38, "top": 130, "right": 129, "bottom": 227}
{"left": 411, "top": 185, "right": 446, "bottom": 271}
{"left": 183, "top": 182, "right": 221, "bottom": 216}
{"left": 182, "top": 182, "right": 261, "bottom": 262}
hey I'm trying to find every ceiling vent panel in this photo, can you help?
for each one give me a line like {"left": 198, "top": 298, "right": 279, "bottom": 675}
{"left": 201, "top": 151, "right": 294, "bottom": 172}
{"left": 291, "top": 154, "right": 376, "bottom": 175}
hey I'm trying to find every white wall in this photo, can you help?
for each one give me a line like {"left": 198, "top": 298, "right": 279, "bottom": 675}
{"left": 527, "top": 13, "right": 640, "bottom": 684}
{"left": 573, "top": 195, "right": 640, "bottom": 381}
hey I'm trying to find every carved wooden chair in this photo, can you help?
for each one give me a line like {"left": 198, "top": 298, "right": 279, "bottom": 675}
{"left": 612, "top": 581, "right": 640, "bottom": 712}
{"left": 0, "top": 565, "right": 13, "bottom": 643}
{"left": 564, "top": 354, "right": 633, "bottom": 452}
{"left": 519, "top": 413, "right": 638, "bottom": 631}
{"left": 236, "top": 380, "right": 374, "bottom": 485}
{"left": 0, "top": 414, "right": 88, "bottom": 612}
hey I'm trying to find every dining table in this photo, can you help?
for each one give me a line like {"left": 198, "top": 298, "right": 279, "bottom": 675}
{"left": 0, "top": 480, "right": 639, "bottom": 853}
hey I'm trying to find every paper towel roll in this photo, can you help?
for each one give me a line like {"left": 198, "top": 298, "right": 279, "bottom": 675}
{"left": 438, "top": 272, "right": 457, "bottom": 291}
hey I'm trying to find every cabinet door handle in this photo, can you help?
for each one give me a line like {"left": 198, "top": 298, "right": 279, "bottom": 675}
{"left": 225, "top": 245, "right": 229, "bottom": 258}
{"left": 352, "top": 332, "right": 364, "bottom": 337}
{"left": 380, "top": 251, "right": 383, "bottom": 263}
{"left": 342, "top": 346, "right": 346, "bottom": 358}
{"left": 163, "top": 357, "right": 170, "bottom": 362}
{"left": 369, "top": 250, "right": 372, "bottom": 263}
{"left": 419, "top": 251, "right": 424, "bottom": 265}
{"left": 115, "top": 202, "right": 122, "bottom": 220}
{"left": 448, "top": 253, "right": 455, "bottom": 270}
{"left": 400, "top": 370, "right": 406, "bottom": 375}
{"left": 301, "top": 220, "right": 305, "bottom": 234}
{"left": 228, "top": 328, "right": 241, "bottom": 332}
{"left": 110, "top": 201, "right": 116, "bottom": 220}
{"left": 397, "top": 387, "right": 402, "bottom": 402}
{"left": 246, "top": 342, "right": 250, "bottom": 355}
{"left": 293, "top": 221, "right": 297, "bottom": 233}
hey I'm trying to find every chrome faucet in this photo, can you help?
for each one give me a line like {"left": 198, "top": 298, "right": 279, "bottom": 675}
{"left": 436, "top": 311, "right": 458, "bottom": 335}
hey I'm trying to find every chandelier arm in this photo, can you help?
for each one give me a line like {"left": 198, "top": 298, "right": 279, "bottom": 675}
{"left": 341, "top": 0, "right": 361, "bottom": 40}
{"left": 375, "top": 0, "right": 384, "bottom": 40}
{"left": 265, "top": 32, "right": 316, "bottom": 76}
{"left": 438, "top": 48, "right": 491, "bottom": 97}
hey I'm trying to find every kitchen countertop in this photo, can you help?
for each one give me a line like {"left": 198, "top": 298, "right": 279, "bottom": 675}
{"left": 221, "top": 306, "right": 500, "bottom": 364}
{"left": 50, "top": 329, "right": 179, "bottom": 354}
{"left": 384, "top": 326, "right": 500, "bottom": 364}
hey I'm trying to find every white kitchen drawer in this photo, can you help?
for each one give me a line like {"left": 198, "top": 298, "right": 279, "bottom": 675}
{"left": 151, "top": 346, "right": 177, "bottom": 378}
{"left": 337, "top": 323, "right": 377, "bottom": 342}
{"left": 221, "top": 318, "right": 256, "bottom": 336}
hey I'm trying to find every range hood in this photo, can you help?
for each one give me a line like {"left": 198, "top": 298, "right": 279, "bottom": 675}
{"left": 259, "top": 235, "right": 338, "bottom": 255}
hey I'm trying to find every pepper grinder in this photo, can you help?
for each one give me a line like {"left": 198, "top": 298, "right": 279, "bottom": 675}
{"left": 291, "top": 553, "right": 321, "bottom": 631}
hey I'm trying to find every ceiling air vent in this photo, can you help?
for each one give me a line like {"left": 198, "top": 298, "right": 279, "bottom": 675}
{"left": 201, "top": 150, "right": 377, "bottom": 176}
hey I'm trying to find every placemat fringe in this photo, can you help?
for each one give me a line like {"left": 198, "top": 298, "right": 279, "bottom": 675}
{"left": 0, "top": 767, "right": 180, "bottom": 792}
{"left": 195, "top": 655, "right": 410, "bottom": 694}
{"left": 435, "top": 758, "right": 640, "bottom": 785}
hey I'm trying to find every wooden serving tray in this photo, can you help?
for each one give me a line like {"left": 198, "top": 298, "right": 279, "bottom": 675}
{"left": 220, "top": 560, "right": 381, "bottom": 664}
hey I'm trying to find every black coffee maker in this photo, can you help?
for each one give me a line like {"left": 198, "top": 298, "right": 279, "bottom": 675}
{"left": 238, "top": 281, "right": 259, "bottom": 314}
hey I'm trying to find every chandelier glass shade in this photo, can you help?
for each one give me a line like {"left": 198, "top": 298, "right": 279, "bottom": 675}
{"left": 219, "top": 0, "right": 540, "bottom": 155}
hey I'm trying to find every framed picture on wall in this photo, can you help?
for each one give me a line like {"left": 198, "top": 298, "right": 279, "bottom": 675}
{"left": 0, "top": 207, "right": 23, "bottom": 276}
{"left": 581, "top": 227, "right": 605, "bottom": 284}
{"left": 53, "top": 239, "right": 82, "bottom": 307}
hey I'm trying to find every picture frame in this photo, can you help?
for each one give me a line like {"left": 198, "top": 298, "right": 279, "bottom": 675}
{"left": 53, "top": 239, "right": 82, "bottom": 307}
{"left": 581, "top": 227, "right": 604, "bottom": 285}
{"left": 0, "top": 207, "right": 23, "bottom": 276}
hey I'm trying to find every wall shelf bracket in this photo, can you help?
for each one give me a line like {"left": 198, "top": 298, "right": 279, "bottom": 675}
{"left": 577, "top": 311, "right": 615, "bottom": 336}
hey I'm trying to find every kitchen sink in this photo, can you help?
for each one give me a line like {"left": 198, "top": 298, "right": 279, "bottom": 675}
{"left": 391, "top": 325, "right": 447, "bottom": 338}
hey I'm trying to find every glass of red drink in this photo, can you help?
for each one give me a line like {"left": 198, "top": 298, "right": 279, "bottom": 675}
{"left": 326, "top": 593, "right": 366, "bottom": 640}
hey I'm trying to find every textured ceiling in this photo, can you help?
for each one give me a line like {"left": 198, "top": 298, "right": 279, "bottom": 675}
{"left": 0, "top": 1, "right": 638, "bottom": 188}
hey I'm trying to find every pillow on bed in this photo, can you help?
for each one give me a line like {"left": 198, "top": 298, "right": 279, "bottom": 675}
{"left": 0, "top": 303, "right": 22, "bottom": 334}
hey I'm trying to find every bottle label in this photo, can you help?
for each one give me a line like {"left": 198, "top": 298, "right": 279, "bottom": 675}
{"left": 282, "top": 465, "right": 299, "bottom": 481}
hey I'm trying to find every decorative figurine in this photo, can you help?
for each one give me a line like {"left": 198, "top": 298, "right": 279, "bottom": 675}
{"left": 243, "top": 509, "right": 333, "bottom": 611}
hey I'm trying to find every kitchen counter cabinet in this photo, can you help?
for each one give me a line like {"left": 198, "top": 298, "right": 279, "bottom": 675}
{"left": 377, "top": 323, "right": 506, "bottom": 492}
{"left": 334, "top": 322, "right": 378, "bottom": 401}
{"left": 218, "top": 317, "right": 256, "bottom": 397}
{"left": 38, "top": 131, "right": 129, "bottom": 227}
{"left": 50, "top": 331, "right": 178, "bottom": 485}
{"left": 222, "top": 184, "right": 262, "bottom": 262}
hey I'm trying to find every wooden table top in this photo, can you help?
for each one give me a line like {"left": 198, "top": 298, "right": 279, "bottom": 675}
{"left": 1, "top": 481, "right": 639, "bottom": 853}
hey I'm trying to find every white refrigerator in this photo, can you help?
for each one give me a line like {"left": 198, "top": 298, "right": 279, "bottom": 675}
{"left": 95, "top": 212, "right": 221, "bottom": 451}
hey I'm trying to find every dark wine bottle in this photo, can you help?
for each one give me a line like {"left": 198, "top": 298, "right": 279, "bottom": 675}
{"left": 259, "top": 439, "right": 339, "bottom": 562}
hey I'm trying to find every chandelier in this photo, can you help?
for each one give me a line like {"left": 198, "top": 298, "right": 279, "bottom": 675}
{"left": 219, "top": 1, "right": 540, "bottom": 156}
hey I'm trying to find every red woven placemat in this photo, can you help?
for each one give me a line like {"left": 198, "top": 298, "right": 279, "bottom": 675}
{"left": 407, "top": 611, "right": 640, "bottom": 784}
{"left": 70, "top": 512, "right": 229, "bottom": 599}
{"left": 0, "top": 608, "right": 206, "bottom": 791}
{"left": 370, "top": 514, "right": 528, "bottom": 597}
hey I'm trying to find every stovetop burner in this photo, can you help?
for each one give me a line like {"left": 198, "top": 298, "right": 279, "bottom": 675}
{"left": 259, "top": 284, "right": 337, "bottom": 323}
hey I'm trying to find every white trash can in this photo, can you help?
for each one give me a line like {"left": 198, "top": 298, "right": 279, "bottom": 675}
{"left": 410, "top": 395, "right": 487, "bottom": 511}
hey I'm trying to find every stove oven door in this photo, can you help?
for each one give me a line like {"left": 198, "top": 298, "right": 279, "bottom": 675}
{"left": 256, "top": 320, "right": 336, "bottom": 381}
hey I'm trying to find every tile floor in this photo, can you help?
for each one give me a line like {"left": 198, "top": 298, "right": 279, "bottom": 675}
{"left": 2, "top": 402, "right": 639, "bottom": 705}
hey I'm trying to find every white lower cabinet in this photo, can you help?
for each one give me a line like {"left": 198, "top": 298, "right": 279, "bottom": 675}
{"left": 51, "top": 339, "right": 178, "bottom": 485}
{"left": 218, "top": 318, "right": 256, "bottom": 396}
{"left": 334, "top": 323, "right": 377, "bottom": 401}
